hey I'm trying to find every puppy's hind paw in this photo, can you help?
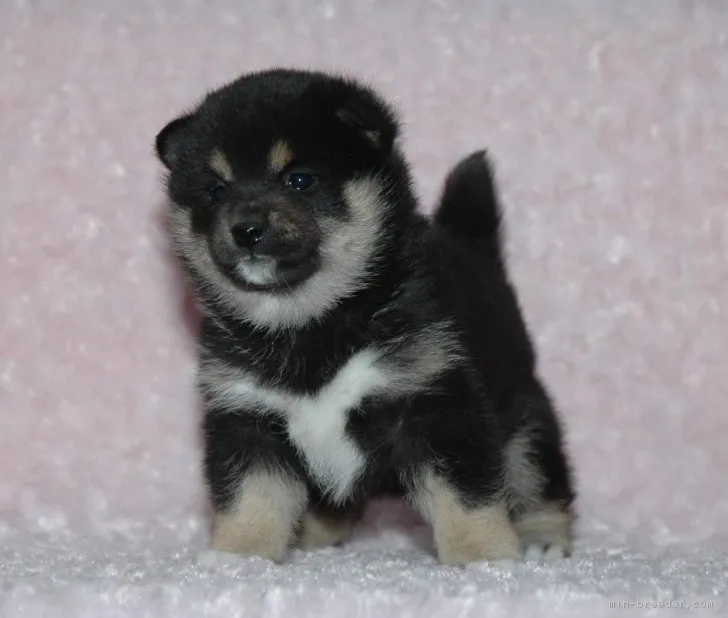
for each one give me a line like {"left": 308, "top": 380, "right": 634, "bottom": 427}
{"left": 523, "top": 543, "right": 570, "bottom": 562}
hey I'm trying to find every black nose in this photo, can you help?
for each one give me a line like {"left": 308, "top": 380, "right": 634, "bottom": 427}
{"left": 231, "top": 222, "right": 266, "bottom": 250}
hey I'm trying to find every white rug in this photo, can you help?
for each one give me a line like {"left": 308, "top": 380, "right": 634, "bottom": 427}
{"left": 2, "top": 513, "right": 726, "bottom": 617}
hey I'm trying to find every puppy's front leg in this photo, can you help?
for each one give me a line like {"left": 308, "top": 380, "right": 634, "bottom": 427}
{"left": 211, "top": 468, "right": 308, "bottom": 562}
{"left": 204, "top": 412, "right": 308, "bottom": 563}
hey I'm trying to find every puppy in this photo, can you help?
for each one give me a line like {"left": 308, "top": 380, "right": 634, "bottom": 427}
{"left": 155, "top": 68, "right": 576, "bottom": 565}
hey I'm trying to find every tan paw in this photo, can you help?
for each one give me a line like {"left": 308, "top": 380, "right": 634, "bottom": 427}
{"left": 515, "top": 502, "right": 574, "bottom": 558}
{"left": 210, "top": 469, "right": 308, "bottom": 563}
{"left": 211, "top": 516, "right": 291, "bottom": 563}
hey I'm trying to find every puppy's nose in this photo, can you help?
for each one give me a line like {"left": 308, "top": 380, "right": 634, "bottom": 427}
{"left": 229, "top": 211, "right": 268, "bottom": 251}
{"left": 231, "top": 222, "right": 265, "bottom": 250}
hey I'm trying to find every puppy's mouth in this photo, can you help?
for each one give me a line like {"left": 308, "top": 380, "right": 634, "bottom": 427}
{"left": 233, "top": 255, "right": 279, "bottom": 291}
{"left": 189, "top": 199, "right": 323, "bottom": 294}
{"left": 225, "top": 252, "right": 319, "bottom": 292}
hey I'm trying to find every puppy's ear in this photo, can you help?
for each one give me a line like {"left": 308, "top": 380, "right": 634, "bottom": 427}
{"left": 335, "top": 95, "right": 398, "bottom": 154}
{"left": 155, "top": 113, "right": 195, "bottom": 170}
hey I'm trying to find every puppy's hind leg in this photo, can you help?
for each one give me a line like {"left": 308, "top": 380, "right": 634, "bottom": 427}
{"left": 503, "top": 384, "right": 577, "bottom": 559}
{"left": 407, "top": 389, "right": 524, "bottom": 566}
{"left": 515, "top": 502, "right": 575, "bottom": 560}
{"left": 412, "top": 470, "right": 521, "bottom": 566}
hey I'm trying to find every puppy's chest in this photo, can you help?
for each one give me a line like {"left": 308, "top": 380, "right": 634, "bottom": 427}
{"left": 206, "top": 347, "right": 401, "bottom": 502}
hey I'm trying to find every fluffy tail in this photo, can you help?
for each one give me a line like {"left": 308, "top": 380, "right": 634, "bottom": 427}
{"left": 433, "top": 150, "right": 503, "bottom": 251}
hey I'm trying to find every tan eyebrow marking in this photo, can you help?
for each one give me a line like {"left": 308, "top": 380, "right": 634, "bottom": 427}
{"left": 268, "top": 140, "right": 294, "bottom": 174}
{"left": 209, "top": 149, "right": 234, "bottom": 182}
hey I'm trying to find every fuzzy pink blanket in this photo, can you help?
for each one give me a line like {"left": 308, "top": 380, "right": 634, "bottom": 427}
{"left": 2, "top": 1, "right": 727, "bottom": 616}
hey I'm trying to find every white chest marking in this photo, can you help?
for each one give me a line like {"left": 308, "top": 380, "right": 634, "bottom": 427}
{"left": 206, "top": 349, "right": 390, "bottom": 503}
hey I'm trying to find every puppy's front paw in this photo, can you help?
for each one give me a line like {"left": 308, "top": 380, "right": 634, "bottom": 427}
{"left": 211, "top": 516, "right": 291, "bottom": 563}
{"left": 208, "top": 469, "right": 308, "bottom": 563}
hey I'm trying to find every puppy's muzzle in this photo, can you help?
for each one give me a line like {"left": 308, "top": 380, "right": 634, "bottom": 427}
{"left": 214, "top": 204, "right": 268, "bottom": 259}
{"left": 209, "top": 200, "right": 319, "bottom": 275}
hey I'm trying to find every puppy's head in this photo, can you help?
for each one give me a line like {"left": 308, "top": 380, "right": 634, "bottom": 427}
{"left": 156, "top": 69, "right": 404, "bottom": 330}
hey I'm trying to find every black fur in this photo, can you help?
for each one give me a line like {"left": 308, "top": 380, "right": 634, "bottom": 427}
{"left": 155, "top": 68, "right": 575, "bottom": 558}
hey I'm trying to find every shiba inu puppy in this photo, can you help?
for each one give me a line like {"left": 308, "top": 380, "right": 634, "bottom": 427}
{"left": 155, "top": 68, "right": 576, "bottom": 565}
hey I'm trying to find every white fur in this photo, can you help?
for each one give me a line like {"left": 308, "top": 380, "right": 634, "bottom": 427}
{"left": 199, "top": 327, "right": 461, "bottom": 503}
{"left": 286, "top": 349, "right": 388, "bottom": 502}
{"left": 236, "top": 258, "right": 277, "bottom": 287}
{"left": 201, "top": 348, "right": 389, "bottom": 503}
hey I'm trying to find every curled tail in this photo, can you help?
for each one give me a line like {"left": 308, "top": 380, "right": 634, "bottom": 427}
{"left": 433, "top": 150, "right": 504, "bottom": 256}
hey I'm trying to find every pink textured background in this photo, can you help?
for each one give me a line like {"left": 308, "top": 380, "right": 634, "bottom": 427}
{"left": 1, "top": 2, "right": 727, "bottom": 615}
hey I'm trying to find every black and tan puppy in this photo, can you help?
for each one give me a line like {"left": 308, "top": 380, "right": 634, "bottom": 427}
{"left": 155, "top": 68, "right": 576, "bottom": 565}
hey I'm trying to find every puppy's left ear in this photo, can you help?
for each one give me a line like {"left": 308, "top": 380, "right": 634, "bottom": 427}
{"left": 155, "top": 113, "right": 195, "bottom": 170}
{"left": 335, "top": 94, "right": 398, "bottom": 154}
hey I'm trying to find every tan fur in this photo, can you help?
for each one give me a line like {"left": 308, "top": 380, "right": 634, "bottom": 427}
{"left": 363, "top": 129, "right": 380, "bottom": 148}
{"left": 209, "top": 149, "right": 234, "bottom": 182}
{"left": 377, "top": 320, "right": 463, "bottom": 394}
{"left": 415, "top": 472, "right": 521, "bottom": 565}
{"left": 268, "top": 140, "right": 294, "bottom": 173}
{"left": 504, "top": 430, "right": 545, "bottom": 512}
{"left": 211, "top": 469, "right": 307, "bottom": 563}
{"left": 296, "top": 509, "right": 357, "bottom": 549}
{"left": 514, "top": 502, "right": 574, "bottom": 553}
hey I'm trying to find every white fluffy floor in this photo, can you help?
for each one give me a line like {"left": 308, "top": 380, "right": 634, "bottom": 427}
{"left": 2, "top": 1, "right": 728, "bottom": 616}
{"left": 2, "top": 515, "right": 726, "bottom": 617}
{"left": 4, "top": 508, "right": 727, "bottom": 618}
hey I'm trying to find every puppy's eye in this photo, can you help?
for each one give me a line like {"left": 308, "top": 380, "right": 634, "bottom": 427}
{"left": 286, "top": 172, "right": 316, "bottom": 191}
{"left": 210, "top": 184, "right": 229, "bottom": 202}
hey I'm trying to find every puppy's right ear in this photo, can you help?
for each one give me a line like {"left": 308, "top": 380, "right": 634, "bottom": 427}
{"left": 155, "top": 113, "right": 195, "bottom": 170}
